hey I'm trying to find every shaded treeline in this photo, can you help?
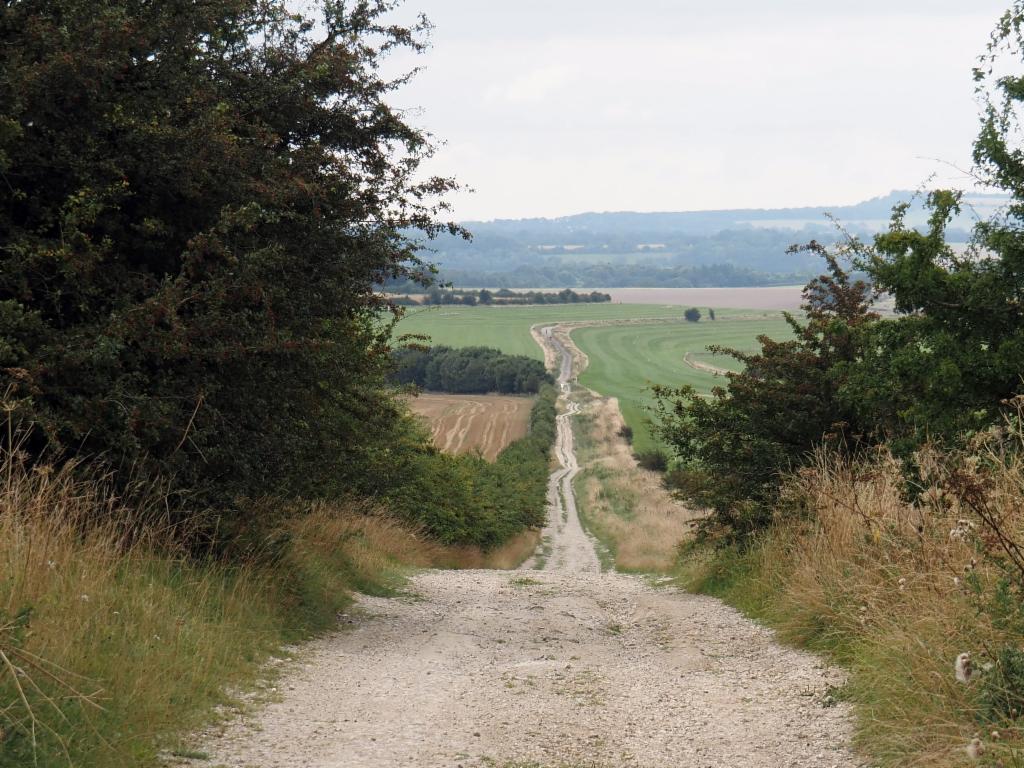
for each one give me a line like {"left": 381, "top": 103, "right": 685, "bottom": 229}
{"left": 391, "top": 346, "right": 552, "bottom": 395}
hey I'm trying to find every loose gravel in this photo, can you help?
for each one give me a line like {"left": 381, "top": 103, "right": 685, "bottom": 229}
{"left": 195, "top": 324, "right": 860, "bottom": 768}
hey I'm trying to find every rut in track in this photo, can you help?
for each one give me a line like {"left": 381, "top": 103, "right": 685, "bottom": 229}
{"left": 196, "top": 324, "right": 859, "bottom": 768}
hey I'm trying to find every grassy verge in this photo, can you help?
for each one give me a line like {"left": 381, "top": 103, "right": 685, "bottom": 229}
{"left": 674, "top": 446, "right": 1024, "bottom": 767}
{"left": 0, "top": 452, "right": 533, "bottom": 768}
{"left": 569, "top": 388, "right": 693, "bottom": 574}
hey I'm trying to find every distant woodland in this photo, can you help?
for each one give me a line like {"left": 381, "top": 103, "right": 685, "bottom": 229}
{"left": 391, "top": 346, "right": 552, "bottom": 395}
{"left": 401, "top": 191, "right": 999, "bottom": 288}
{"left": 391, "top": 287, "right": 612, "bottom": 305}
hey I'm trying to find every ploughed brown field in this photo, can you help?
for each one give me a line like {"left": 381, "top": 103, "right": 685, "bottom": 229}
{"left": 409, "top": 393, "right": 534, "bottom": 461}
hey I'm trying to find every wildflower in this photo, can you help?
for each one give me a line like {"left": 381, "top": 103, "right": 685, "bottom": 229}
{"left": 991, "top": 730, "right": 1001, "bottom": 740}
{"left": 953, "top": 576, "right": 962, "bottom": 587}
{"left": 966, "top": 737, "right": 984, "bottom": 760}
{"left": 79, "top": 594, "right": 90, "bottom": 603}
{"left": 956, "top": 652, "right": 974, "bottom": 684}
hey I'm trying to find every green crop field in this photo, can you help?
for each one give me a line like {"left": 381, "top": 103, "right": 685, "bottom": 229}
{"left": 395, "top": 304, "right": 796, "bottom": 452}
{"left": 394, "top": 304, "right": 767, "bottom": 360}
{"left": 572, "top": 317, "right": 794, "bottom": 452}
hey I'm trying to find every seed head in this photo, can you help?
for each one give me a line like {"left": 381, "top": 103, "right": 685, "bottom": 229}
{"left": 956, "top": 652, "right": 974, "bottom": 684}
{"left": 966, "top": 737, "right": 984, "bottom": 760}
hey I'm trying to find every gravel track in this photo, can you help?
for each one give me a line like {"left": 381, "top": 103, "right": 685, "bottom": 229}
{"left": 196, "top": 325, "right": 859, "bottom": 768}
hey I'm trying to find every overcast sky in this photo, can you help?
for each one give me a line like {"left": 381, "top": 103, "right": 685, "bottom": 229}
{"left": 387, "top": 1, "right": 1010, "bottom": 221}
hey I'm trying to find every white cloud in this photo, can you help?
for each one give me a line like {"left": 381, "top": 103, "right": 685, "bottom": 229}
{"left": 391, "top": 1, "right": 1009, "bottom": 219}
{"left": 485, "top": 62, "right": 580, "bottom": 105}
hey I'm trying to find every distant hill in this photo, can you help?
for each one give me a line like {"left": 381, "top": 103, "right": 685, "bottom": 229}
{"left": 461, "top": 190, "right": 1008, "bottom": 237}
{"left": 401, "top": 191, "right": 1009, "bottom": 289}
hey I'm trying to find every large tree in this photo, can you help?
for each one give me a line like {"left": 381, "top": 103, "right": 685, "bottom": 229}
{"left": 0, "top": 0, "right": 458, "bottom": 507}
{"left": 843, "top": 4, "right": 1024, "bottom": 448}
{"left": 654, "top": 249, "right": 877, "bottom": 537}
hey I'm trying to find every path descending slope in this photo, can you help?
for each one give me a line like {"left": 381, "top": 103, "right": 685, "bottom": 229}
{"left": 198, "top": 325, "right": 859, "bottom": 768}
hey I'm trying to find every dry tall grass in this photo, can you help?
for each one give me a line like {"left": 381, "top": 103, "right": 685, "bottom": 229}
{"left": 0, "top": 450, "right": 454, "bottom": 768}
{"left": 680, "top": 424, "right": 1024, "bottom": 766}
{"left": 572, "top": 391, "right": 695, "bottom": 572}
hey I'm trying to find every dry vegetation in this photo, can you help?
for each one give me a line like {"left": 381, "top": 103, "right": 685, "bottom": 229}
{"left": 571, "top": 389, "right": 696, "bottom": 572}
{"left": 679, "top": 421, "right": 1024, "bottom": 766}
{"left": 409, "top": 394, "right": 534, "bottom": 461}
{"left": 0, "top": 446, "right": 533, "bottom": 767}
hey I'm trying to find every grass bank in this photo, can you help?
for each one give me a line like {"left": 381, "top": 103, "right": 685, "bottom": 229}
{"left": 569, "top": 388, "right": 694, "bottom": 574}
{"left": 675, "top": 441, "right": 1024, "bottom": 766}
{"left": 0, "top": 452, "right": 535, "bottom": 768}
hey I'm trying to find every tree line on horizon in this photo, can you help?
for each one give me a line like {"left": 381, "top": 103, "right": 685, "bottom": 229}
{"left": 391, "top": 286, "right": 612, "bottom": 306}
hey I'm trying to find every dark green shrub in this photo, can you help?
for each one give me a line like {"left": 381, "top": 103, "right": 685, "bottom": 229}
{"left": 392, "top": 346, "right": 553, "bottom": 395}
{"left": 634, "top": 449, "right": 669, "bottom": 472}
{"left": 979, "top": 647, "right": 1024, "bottom": 724}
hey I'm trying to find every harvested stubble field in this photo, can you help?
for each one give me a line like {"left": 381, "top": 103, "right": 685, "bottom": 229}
{"left": 397, "top": 303, "right": 795, "bottom": 452}
{"left": 409, "top": 393, "right": 534, "bottom": 460}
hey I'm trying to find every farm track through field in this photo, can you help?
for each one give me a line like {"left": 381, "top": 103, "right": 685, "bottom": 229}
{"left": 197, "top": 323, "right": 859, "bottom": 768}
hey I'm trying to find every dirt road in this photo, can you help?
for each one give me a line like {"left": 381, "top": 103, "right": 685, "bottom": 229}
{"left": 197, "top": 326, "right": 858, "bottom": 768}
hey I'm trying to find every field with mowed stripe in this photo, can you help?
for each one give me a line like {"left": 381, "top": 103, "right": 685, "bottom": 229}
{"left": 395, "top": 303, "right": 796, "bottom": 452}
{"left": 572, "top": 316, "right": 794, "bottom": 451}
{"left": 395, "top": 304, "right": 771, "bottom": 359}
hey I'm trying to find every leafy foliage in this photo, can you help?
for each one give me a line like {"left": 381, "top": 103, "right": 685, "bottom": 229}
{"left": 391, "top": 346, "right": 552, "bottom": 394}
{"left": 654, "top": 250, "right": 878, "bottom": 537}
{"left": 653, "top": 6, "right": 1024, "bottom": 540}
{"left": 0, "top": 1, "right": 459, "bottom": 512}
{"left": 843, "top": 190, "right": 1024, "bottom": 449}
{"left": 375, "top": 386, "right": 557, "bottom": 548}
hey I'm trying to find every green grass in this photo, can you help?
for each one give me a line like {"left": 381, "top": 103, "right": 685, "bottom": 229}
{"left": 395, "top": 304, "right": 737, "bottom": 360}
{"left": 572, "top": 314, "right": 794, "bottom": 451}
{"left": 396, "top": 304, "right": 794, "bottom": 452}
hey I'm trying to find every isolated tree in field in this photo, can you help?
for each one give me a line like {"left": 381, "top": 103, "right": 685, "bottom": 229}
{"left": 0, "top": 0, "right": 460, "bottom": 508}
{"left": 684, "top": 307, "right": 702, "bottom": 322}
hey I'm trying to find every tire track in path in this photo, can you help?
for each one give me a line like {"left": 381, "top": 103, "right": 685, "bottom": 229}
{"left": 195, "top": 324, "right": 861, "bottom": 768}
